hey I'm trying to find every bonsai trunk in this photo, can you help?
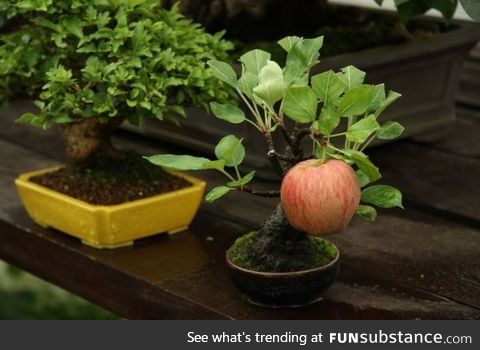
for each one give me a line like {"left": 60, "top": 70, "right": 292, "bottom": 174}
{"left": 246, "top": 204, "right": 319, "bottom": 272}
{"left": 60, "top": 118, "right": 125, "bottom": 169}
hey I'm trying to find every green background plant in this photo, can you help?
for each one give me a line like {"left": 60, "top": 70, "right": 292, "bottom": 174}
{"left": 147, "top": 36, "right": 404, "bottom": 221}
{"left": 375, "top": 0, "right": 480, "bottom": 23}
{"left": 0, "top": 0, "right": 233, "bottom": 167}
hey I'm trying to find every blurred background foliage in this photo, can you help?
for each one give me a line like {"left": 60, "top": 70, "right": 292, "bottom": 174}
{"left": 0, "top": 262, "right": 119, "bottom": 319}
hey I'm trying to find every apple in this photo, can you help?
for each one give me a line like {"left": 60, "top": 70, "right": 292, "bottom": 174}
{"left": 280, "top": 159, "right": 360, "bottom": 235}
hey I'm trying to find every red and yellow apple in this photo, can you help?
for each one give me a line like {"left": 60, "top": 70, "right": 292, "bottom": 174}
{"left": 280, "top": 159, "right": 360, "bottom": 235}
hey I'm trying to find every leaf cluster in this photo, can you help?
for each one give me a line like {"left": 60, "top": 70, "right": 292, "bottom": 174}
{"left": 0, "top": 0, "right": 233, "bottom": 127}
{"left": 147, "top": 35, "right": 405, "bottom": 221}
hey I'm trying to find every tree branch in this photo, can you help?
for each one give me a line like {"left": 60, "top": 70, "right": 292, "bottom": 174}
{"left": 239, "top": 186, "right": 280, "bottom": 198}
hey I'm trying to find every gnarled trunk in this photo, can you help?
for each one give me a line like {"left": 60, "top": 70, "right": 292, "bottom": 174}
{"left": 246, "top": 204, "right": 318, "bottom": 272}
{"left": 60, "top": 118, "right": 125, "bottom": 169}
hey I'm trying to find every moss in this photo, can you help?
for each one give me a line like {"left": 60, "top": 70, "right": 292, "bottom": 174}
{"left": 227, "top": 231, "right": 337, "bottom": 272}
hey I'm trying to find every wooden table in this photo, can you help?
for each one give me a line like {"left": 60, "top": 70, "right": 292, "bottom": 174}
{"left": 1, "top": 102, "right": 479, "bottom": 319}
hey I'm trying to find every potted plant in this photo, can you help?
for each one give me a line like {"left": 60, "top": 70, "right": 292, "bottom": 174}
{"left": 146, "top": 36, "right": 404, "bottom": 307}
{"left": 0, "top": 1, "right": 232, "bottom": 248}
{"left": 138, "top": 0, "right": 480, "bottom": 176}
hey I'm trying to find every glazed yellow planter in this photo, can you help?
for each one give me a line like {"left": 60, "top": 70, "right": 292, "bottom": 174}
{"left": 15, "top": 167, "right": 206, "bottom": 249}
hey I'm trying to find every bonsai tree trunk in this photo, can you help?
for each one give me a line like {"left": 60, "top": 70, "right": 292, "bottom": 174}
{"left": 60, "top": 117, "right": 125, "bottom": 169}
{"left": 245, "top": 204, "right": 319, "bottom": 272}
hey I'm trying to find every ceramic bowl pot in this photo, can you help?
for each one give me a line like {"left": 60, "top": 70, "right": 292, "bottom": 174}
{"left": 226, "top": 242, "right": 340, "bottom": 308}
{"left": 16, "top": 167, "right": 206, "bottom": 249}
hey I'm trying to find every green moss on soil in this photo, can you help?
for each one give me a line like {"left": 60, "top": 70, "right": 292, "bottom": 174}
{"left": 227, "top": 231, "right": 337, "bottom": 272}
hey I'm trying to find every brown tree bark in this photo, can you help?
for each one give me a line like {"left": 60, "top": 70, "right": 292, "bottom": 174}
{"left": 60, "top": 117, "right": 125, "bottom": 169}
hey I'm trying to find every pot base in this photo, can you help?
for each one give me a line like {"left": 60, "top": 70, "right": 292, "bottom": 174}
{"left": 246, "top": 295, "right": 324, "bottom": 309}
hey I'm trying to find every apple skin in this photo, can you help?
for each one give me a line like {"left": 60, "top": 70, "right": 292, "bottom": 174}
{"left": 280, "top": 159, "right": 361, "bottom": 235}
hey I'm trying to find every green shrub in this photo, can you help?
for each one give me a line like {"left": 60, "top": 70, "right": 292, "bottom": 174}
{"left": 0, "top": 0, "right": 232, "bottom": 165}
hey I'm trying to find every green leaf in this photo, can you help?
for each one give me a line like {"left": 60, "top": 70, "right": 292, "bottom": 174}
{"left": 361, "top": 185, "right": 404, "bottom": 209}
{"left": 368, "top": 84, "right": 386, "bottom": 113}
{"left": 238, "top": 71, "right": 257, "bottom": 99}
{"left": 283, "top": 36, "right": 323, "bottom": 86}
{"left": 145, "top": 154, "right": 209, "bottom": 170}
{"left": 356, "top": 170, "right": 370, "bottom": 187}
{"left": 340, "top": 66, "right": 366, "bottom": 90}
{"left": 337, "top": 85, "right": 374, "bottom": 117}
{"left": 215, "top": 135, "right": 245, "bottom": 167}
{"left": 315, "top": 104, "right": 340, "bottom": 135}
{"left": 210, "top": 102, "right": 245, "bottom": 124}
{"left": 227, "top": 171, "right": 256, "bottom": 187}
{"left": 202, "top": 159, "right": 225, "bottom": 171}
{"left": 377, "top": 121, "right": 405, "bottom": 140}
{"left": 277, "top": 36, "right": 301, "bottom": 52}
{"left": 347, "top": 115, "right": 380, "bottom": 143}
{"left": 311, "top": 70, "right": 346, "bottom": 105}
{"left": 239, "top": 49, "right": 270, "bottom": 75}
{"left": 356, "top": 205, "right": 377, "bottom": 221}
{"left": 351, "top": 151, "right": 381, "bottom": 183}
{"left": 375, "top": 90, "right": 401, "bottom": 117}
{"left": 281, "top": 85, "right": 318, "bottom": 123}
{"left": 461, "top": 0, "right": 480, "bottom": 21}
{"left": 208, "top": 60, "right": 237, "bottom": 88}
{"left": 206, "top": 186, "right": 232, "bottom": 203}
{"left": 253, "top": 60, "right": 285, "bottom": 107}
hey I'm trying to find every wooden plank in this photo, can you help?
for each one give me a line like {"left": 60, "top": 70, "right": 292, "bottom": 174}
{"left": 413, "top": 112, "right": 480, "bottom": 159}
{"left": 0, "top": 138, "right": 479, "bottom": 319}
{"left": 370, "top": 140, "right": 480, "bottom": 223}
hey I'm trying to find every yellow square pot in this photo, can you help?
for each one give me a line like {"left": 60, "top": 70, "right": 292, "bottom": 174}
{"left": 15, "top": 167, "right": 206, "bottom": 249}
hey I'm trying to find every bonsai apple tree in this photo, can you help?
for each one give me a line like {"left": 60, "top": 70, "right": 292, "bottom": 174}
{"left": 147, "top": 36, "right": 404, "bottom": 272}
{"left": 0, "top": 0, "right": 232, "bottom": 169}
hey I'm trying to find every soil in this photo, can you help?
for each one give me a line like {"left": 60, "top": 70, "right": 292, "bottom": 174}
{"left": 29, "top": 152, "right": 192, "bottom": 206}
{"left": 227, "top": 231, "right": 337, "bottom": 273}
{"left": 224, "top": 6, "right": 452, "bottom": 62}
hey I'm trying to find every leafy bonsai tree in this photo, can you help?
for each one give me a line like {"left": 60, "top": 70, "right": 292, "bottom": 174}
{"left": 147, "top": 36, "right": 404, "bottom": 272}
{"left": 0, "top": 0, "right": 232, "bottom": 169}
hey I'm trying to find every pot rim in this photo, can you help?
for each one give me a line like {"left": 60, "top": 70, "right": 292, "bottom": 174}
{"left": 15, "top": 165, "right": 206, "bottom": 209}
{"left": 225, "top": 239, "right": 340, "bottom": 277}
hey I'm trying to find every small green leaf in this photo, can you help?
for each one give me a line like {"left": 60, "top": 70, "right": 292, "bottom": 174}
{"left": 210, "top": 102, "right": 245, "bottom": 124}
{"left": 253, "top": 60, "right": 285, "bottom": 107}
{"left": 315, "top": 104, "right": 340, "bottom": 135}
{"left": 215, "top": 135, "right": 245, "bottom": 167}
{"left": 281, "top": 85, "right": 318, "bottom": 123}
{"left": 227, "top": 171, "right": 256, "bottom": 187}
{"left": 208, "top": 60, "right": 237, "bottom": 88}
{"left": 368, "top": 84, "right": 386, "bottom": 113}
{"left": 277, "top": 36, "right": 301, "bottom": 52}
{"left": 145, "top": 154, "right": 209, "bottom": 170}
{"left": 377, "top": 121, "right": 405, "bottom": 140}
{"left": 238, "top": 71, "right": 257, "bottom": 99}
{"left": 375, "top": 90, "right": 401, "bottom": 117}
{"left": 461, "top": 0, "right": 480, "bottom": 21}
{"left": 351, "top": 151, "right": 381, "bottom": 183}
{"left": 311, "top": 70, "right": 346, "bottom": 105}
{"left": 347, "top": 115, "right": 380, "bottom": 143}
{"left": 239, "top": 49, "right": 270, "bottom": 75}
{"left": 361, "top": 185, "right": 404, "bottom": 209}
{"left": 340, "top": 65, "right": 366, "bottom": 90}
{"left": 356, "top": 205, "right": 377, "bottom": 221}
{"left": 337, "top": 85, "right": 374, "bottom": 117}
{"left": 206, "top": 186, "right": 232, "bottom": 202}
{"left": 356, "top": 169, "right": 370, "bottom": 188}
{"left": 202, "top": 159, "right": 225, "bottom": 171}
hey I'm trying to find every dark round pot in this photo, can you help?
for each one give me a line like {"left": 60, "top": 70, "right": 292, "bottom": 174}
{"left": 225, "top": 243, "right": 340, "bottom": 308}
